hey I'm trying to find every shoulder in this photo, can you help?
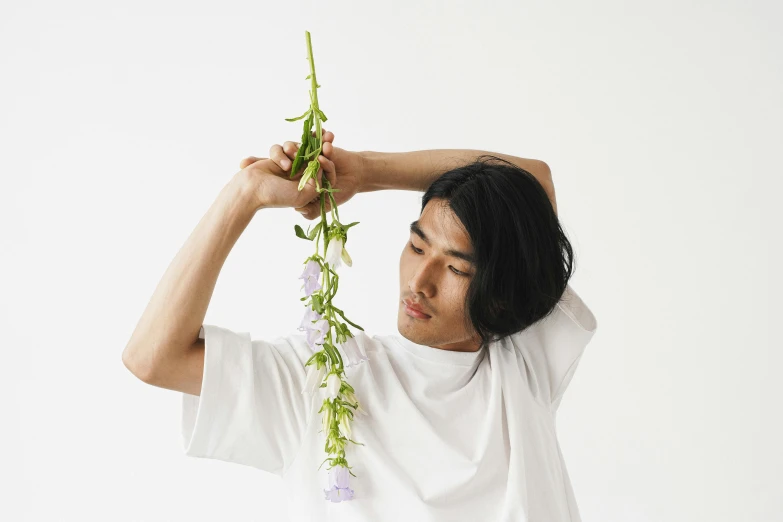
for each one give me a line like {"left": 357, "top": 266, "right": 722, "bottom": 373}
{"left": 504, "top": 283, "right": 598, "bottom": 406}
{"left": 515, "top": 284, "right": 597, "bottom": 344}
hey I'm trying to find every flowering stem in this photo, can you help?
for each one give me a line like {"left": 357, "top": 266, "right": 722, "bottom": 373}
{"left": 290, "top": 31, "right": 366, "bottom": 497}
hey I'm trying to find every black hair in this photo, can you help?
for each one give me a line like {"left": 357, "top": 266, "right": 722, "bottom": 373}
{"left": 420, "top": 155, "right": 575, "bottom": 349}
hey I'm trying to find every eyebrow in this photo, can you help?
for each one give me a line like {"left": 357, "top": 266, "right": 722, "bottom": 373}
{"left": 409, "top": 220, "right": 476, "bottom": 265}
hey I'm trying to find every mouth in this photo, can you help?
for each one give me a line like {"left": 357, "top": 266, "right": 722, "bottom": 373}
{"left": 401, "top": 300, "right": 432, "bottom": 319}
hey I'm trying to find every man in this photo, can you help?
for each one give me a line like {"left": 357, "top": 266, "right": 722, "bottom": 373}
{"left": 122, "top": 130, "right": 598, "bottom": 521}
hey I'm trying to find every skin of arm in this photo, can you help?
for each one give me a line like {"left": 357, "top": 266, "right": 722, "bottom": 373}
{"left": 121, "top": 174, "right": 258, "bottom": 395}
{"left": 356, "top": 149, "right": 557, "bottom": 216}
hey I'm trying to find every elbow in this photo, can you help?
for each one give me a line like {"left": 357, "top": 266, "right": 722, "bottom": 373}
{"left": 533, "top": 162, "right": 558, "bottom": 217}
{"left": 122, "top": 345, "right": 158, "bottom": 385}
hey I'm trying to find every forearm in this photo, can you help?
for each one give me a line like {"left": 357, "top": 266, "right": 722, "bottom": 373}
{"left": 122, "top": 176, "right": 257, "bottom": 381}
{"left": 358, "top": 149, "right": 548, "bottom": 193}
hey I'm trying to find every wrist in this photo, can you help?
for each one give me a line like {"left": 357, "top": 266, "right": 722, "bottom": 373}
{"left": 226, "top": 170, "right": 264, "bottom": 217}
{"left": 356, "top": 150, "right": 436, "bottom": 193}
{"left": 356, "top": 151, "right": 386, "bottom": 193}
{"left": 356, "top": 151, "right": 370, "bottom": 193}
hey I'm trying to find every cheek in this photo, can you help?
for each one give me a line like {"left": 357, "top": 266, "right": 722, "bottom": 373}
{"left": 400, "top": 246, "right": 413, "bottom": 270}
{"left": 444, "top": 284, "right": 469, "bottom": 312}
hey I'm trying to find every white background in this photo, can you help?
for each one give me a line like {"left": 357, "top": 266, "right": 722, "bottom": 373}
{"left": 2, "top": 0, "right": 781, "bottom": 520}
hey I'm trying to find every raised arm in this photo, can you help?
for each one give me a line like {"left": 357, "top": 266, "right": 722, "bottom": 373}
{"left": 121, "top": 175, "right": 258, "bottom": 395}
{"left": 357, "top": 149, "right": 557, "bottom": 216}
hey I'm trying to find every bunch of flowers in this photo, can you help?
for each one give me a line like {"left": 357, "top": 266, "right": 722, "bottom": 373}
{"left": 287, "top": 30, "right": 368, "bottom": 503}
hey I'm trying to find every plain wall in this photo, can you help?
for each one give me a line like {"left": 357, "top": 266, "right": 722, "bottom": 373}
{"left": 2, "top": 0, "right": 781, "bottom": 520}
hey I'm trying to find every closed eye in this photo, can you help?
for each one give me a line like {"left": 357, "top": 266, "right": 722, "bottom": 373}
{"left": 409, "top": 242, "right": 469, "bottom": 276}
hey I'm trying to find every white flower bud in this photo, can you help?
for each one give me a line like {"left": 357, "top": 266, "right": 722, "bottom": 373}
{"left": 322, "top": 404, "right": 334, "bottom": 434}
{"left": 341, "top": 246, "right": 352, "bottom": 267}
{"left": 338, "top": 411, "right": 352, "bottom": 439}
{"left": 326, "top": 373, "right": 342, "bottom": 400}
{"left": 302, "top": 363, "right": 326, "bottom": 395}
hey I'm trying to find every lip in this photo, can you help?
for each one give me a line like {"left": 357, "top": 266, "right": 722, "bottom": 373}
{"left": 402, "top": 299, "right": 432, "bottom": 319}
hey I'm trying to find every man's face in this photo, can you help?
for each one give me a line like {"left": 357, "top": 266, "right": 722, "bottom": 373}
{"left": 398, "top": 199, "right": 482, "bottom": 352}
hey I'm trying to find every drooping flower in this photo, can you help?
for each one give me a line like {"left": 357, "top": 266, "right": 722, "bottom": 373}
{"left": 299, "top": 259, "right": 322, "bottom": 296}
{"left": 325, "top": 237, "right": 346, "bottom": 270}
{"left": 337, "top": 410, "right": 352, "bottom": 439}
{"left": 323, "top": 465, "right": 355, "bottom": 502}
{"left": 343, "top": 389, "right": 368, "bottom": 417}
{"left": 306, "top": 318, "right": 330, "bottom": 349}
{"left": 322, "top": 403, "right": 334, "bottom": 434}
{"left": 298, "top": 306, "right": 322, "bottom": 332}
{"left": 339, "top": 335, "right": 368, "bottom": 368}
{"left": 302, "top": 362, "right": 327, "bottom": 395}
{"left": 325, "top": 373, "right": 342, "bottom": 400}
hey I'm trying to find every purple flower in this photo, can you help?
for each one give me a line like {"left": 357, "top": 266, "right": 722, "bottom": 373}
{"left": 323, "top": 465, "right": 355, "bottom": 502}
{"left": 298, "top": 307, "right": 323, "bottom": 332}
{"left": 339, "top": 335, "right": 369, "bottom": 368}
{"left": 299, "top": 259, "right": 322, "bottom": 296}
{"left": 306, "top": 318, "right": 330, "bottom": 349}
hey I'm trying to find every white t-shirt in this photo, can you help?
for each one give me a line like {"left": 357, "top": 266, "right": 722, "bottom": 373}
{"left": 181, "top": 283, "right": 597, "bottom": 521}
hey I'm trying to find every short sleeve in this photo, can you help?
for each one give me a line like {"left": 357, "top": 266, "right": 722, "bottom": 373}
{"left": 511, "top": 284, "right": 598, "bottom": 410}
{"left": 181, "top": 324, "right": 316, "bottom": 477}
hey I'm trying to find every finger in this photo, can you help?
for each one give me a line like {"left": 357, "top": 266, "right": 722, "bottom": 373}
{"left": 320, "top": 129, "right": 334, "bottom": 143}
{"left": 283, "top": 141, "right": 299, "bottom": 159}
{"left": 310, "top": 128, "right": 334, "bottom": 144}
{"left": 294, "top": 197, "right": 331, "bottom": 220}
{"left": 299, "top": 177, "right": 318, "bottom": 207}
{"left": 268, "top": 144, "right": 292, "bottom": 172}
{"left": 248, "top": 157, "right": 286, "bottom": 177}
{"left": 296, "top": 204, "right": 318, "bottom": 220}
{"left": 318, "top": 154, "right": 336, "bottom": 187}
{"left": 240, "top": 156, "right": 262, "bottom": 169}
{"left": 294, "top": 177, "right": 333, "bottom": 218}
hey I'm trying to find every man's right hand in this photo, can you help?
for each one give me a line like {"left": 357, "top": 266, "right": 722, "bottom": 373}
{"left": 234, "top": 153, "right": 337, "bottom": 214}
{"left": 239, "top": 129, "right": 365, "bottom": 220}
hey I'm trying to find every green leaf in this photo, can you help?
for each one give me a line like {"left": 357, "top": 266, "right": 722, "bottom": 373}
{"left": 317, "top": 108, "right": 328, "bottom": 121}
{"left": 343, "top": 221, "right": 360, "bottom": 230}
{"left": 303, "top": 147, "right": 320, "bottom": 160}
{"left": 284, "top": 109, "right": 312, "bottom": 122}
{"left": 305, "top": 74, "right": 311, "bottom": 79}
{"left": 334, "top": 307, "right": 364, "bottom": 331}
{"left": 294, "top": 224, "right": 311, "bottom": 240}
{"left": 311, "top": 294, "right": 324, "bottom": 314}
{"left": 290, "top": 156, "right": 304, "bottom": 178}
{"left": 308, "top": 221, "right": 323, "bottom": 240}
{"left": 290, "top": 113, "right": 314, "bottom": 177}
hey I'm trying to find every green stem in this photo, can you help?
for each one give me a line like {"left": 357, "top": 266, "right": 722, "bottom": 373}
{"left": 306, "top": 31, "right": 322, "bottom": 157}
{"left": 332, "top": 306, "right": 364, "bottom": 331}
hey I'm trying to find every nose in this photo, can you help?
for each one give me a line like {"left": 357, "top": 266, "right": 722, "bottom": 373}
{"left": 408, "top": 259, "right": 437, "bottom": 298}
